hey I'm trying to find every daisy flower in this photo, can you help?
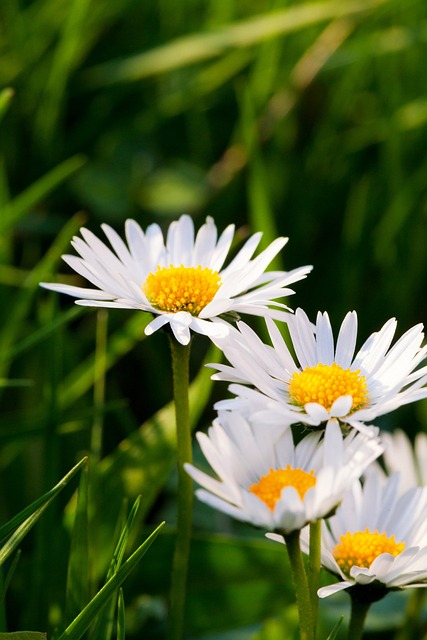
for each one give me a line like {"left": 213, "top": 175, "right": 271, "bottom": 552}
{"left": 185, "top": 415, "right": 383, "bottom": 534}
{"left": 211, "top": 308, "right": 427, "bottom": 433}
{"left": 40, "top": 215, "right": 311, "bottom": 345}
{"left": 276, "top": 470, "right": 427, "bottom": 599}
{"left": 379, "top": 429, "right": 427, "bottom": 491}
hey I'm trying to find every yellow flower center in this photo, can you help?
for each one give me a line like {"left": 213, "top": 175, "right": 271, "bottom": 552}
{"left": 143, "top": 265, "right": 221, "bottom": 315}
{"left": 288, "top": 362, "right": 368, "bottom": 412}
{"left": 333, "top": 529, "right": 405, "bottom": 575}
{"left": 249, "top": 466, "right": 316, "bottom": 510}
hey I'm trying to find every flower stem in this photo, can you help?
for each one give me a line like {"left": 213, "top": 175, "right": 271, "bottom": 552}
{"left": 283, "top": 529, "right": 315, "bottom": 640}
{"left": 394, "top": 589, "right": 426, "bottom": 640}
{"left": 348, "top": 595, "right": 371, "bottom": 640}
{"left": 308, "top": 520, "right": 321, "bottom": 638}
{"left": 168, "top": 337, "right": 192, "bottom": 640}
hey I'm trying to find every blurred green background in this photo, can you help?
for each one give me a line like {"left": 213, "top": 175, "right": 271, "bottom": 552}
{"left": 1, "top": 0, "right": 427, "bottom": 637}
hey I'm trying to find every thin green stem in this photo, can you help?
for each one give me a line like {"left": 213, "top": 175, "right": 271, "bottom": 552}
{"left": 394, "top": 589, "right": 426, "bottom": 640}
{"left": 348, "top": 596, "right": 371, "bottom": 640}
{"left": 283, "top": 529, "right": 314, "bottom": 640}
{"left": 308, "top": 520, "right": 321, "bottom": 638}
{"left": 92, "top": 309, "right": 108, "bottom": 462}
{"left": 168, "top": 337, "right": 192, "bottom": 640}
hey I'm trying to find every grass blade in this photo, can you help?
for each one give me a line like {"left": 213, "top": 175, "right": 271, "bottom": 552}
{"left": 56, "top": 522, "right": 165, "bottom": 640}
{"left": 116, "top": 589, "right": 125, "bottom": 640}
{"left": 85, "top": 0, "right": 388, "bottom": 85}
{"left": 64, "top": 460, "right": 90, "bottom": 626}
{"left": 0, "top": 458, "right": 87, "bottom": 549}
{"left": 90, "top": 497, "right": 141, "bottom": 640}
{"left": 0, "top": 88, "right": 14, "bottom": 122}
{"left": 325, "top": 615, "right": 344, "bottom": 639}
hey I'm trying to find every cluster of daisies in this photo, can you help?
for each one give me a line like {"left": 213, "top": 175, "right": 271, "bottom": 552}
{"left": 42, "top": 215, "right": 427, "bottom": 611}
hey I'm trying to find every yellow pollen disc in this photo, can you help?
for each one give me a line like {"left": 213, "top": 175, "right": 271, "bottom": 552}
{"left": 249, "top": 466, "right": 316, "bottom": 510}
{"left": 288, "top": 362, "right": 368, "bottom": 412}
{"left": 143, "top": 265, "right": 221, "bottom": 316}
{"left": 333, "top": 529, "right": 405, "bottom": 575}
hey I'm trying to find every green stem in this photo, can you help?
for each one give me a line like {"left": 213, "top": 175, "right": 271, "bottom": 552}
{"left": 283, "top": 529, "right": 314, "bottom": 640}
{"left": 308, "top": 520, "right": 321, "bottom": 638}
{"left": 92, "top": 309, "right": 108, "bottom": 462}
{"left": 348, "top": 596, "right": 371, "bottom": 640}
{"left": 168, "top": 337, "right": 192, "bottom": 640}
{"left": 394, "top": 589, "right": 426, "bottom": 640}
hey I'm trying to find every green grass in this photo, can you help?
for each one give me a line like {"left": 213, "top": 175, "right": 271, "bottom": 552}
{"left": 1, "top": 0, "right": 427, "bottom": 637}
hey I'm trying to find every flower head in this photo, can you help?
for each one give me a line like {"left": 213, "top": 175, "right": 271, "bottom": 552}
{"left": 376, "top": 429, "right": 427, "bottom": 492}
{"left": 211, "top": 309, "right": 427, "bottom": 433}
{"left": 185, "top": 414, "right": 383, "bottom": 534}
{"left": 271, "top": 471, "right": 427, "bottom": 599}
{"left": 40, "top": 215, "right": 311, "bottom": 345}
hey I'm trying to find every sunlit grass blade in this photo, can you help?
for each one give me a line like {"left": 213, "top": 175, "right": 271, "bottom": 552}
{"left": 56, "top": 521, "right": 165, "bottom": 640}
{"left": 106, "top": 497, "right": 141, "bottom": 580}
{"left": 116, "top": 589, "right": 125, "bottom": 640}
{"left": 1, "top": 549, "right": 21, "bottom": 598}
{"left": 0, "top": 458, "right": 87, "bottom": 548}
{"left": 90, "top": 497, "right": 141, "bottom": 640}
{"left": 325, "top": 615, "right": 344, "bottom": 639}
{"left": 64, "top": 460, "right": 89, "bottom": 626}
{"left": 85, "top": 0, "right": 388, "bottom": 86}
{"left": 0, "top": 88, "right": 14, "bottom": 122}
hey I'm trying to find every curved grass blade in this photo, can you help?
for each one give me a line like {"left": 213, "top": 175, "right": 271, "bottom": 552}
{"left": 65, "top": 461, "right": 89, "bottom": 625}
{"left": 326, "top": 615, "right": 344, "bottom": 640}
{"left": 116, "top": 589, "right": 125, "bottom": 640}
{"left": 0, "top": 88, "right": 14, "bottom": 122}
{"left": 0, "top": 458, "right": 87, "bottom": 550}
{"left": 56, "top": 521, "right": 165, "bottom": 640}
{"left": 85, "top": 0, "right": 388, "bottom": 86}
{"left": 90, "top": 497, "right": 141, "bottom": 640}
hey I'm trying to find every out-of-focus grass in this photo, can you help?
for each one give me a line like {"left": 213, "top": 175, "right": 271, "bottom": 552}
{"left": 1, "top": 0, "right": 427, "bottom": 637}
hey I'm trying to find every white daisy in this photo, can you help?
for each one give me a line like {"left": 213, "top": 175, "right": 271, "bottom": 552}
{"left": 379, "top": 429, "right": 427, "bottom": 491}
{"left": 211, "top": 308, "right": 427, "bottom": 433}
{"left": 185, "top": 415, "right": 383, "bottom": 534}
{"left": 270, "top": 471, "right": 427, "bottom": 599}
{"left": 40, "top": 215, "right": 311, "bottom": 345}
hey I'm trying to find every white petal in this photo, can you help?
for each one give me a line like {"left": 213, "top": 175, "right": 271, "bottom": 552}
{"left": 330, "top": 395, "right": 353, "bottom": 417}
{"left": 144, "top": 314, "right": 171, "bottom": 336}
{"left": 166, "top": 215, "right": 195, "bottom": 265}
{"left": 304, "top": 403, "right": 329, "bottom": 422}
{"left": 335, "top": 311, "right": 358, "bottom": 368}
{"left": 316, "top": 311, "right": 334, "bottom": 364}
{"left": 40, "top": 283, "right": 114, "bottom": 300}
{"left": 318, "top": 582, "right": 354, "bottom": 598}
{"left": 288, "top": 308, "right": 318, "bottom": 368}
